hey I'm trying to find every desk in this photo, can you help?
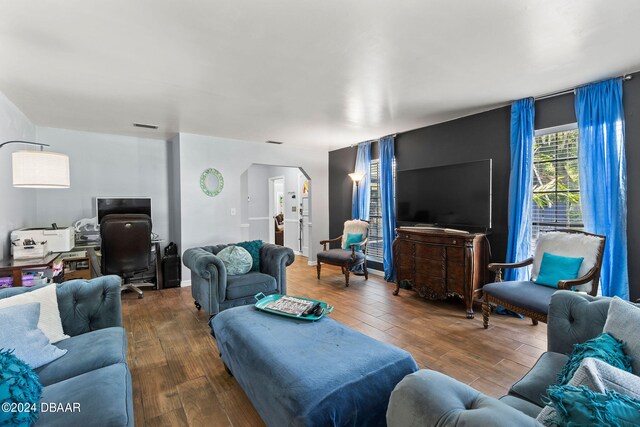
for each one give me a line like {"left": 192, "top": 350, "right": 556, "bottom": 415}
{"left": 77, "top": 241, "right": 164, "bottom": 290}
{"left": 0, "top": 253, "right": 60, "bottom": 287}
{"left": 59, "top": 251, "right": 92, "bottom": 281}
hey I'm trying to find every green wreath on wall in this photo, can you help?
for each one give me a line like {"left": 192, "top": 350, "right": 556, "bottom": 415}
{"left": 200, "top": 168, "right": 224, "bottom": 197}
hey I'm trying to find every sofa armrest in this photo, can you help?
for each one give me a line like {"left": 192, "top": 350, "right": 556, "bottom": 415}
{"left": 547, "top": 290, "right": 612, "bottom": 354}
{"left": 183, "top": 247, "right": 227, "bottom": 302}
{"left": 56, "top": 275, "right": 123, "bottom": 337}
{"left": 387, "top": 370, "right": 541, "bottom": 427}
{"left": 260, "top": 243, "right": 295, "bottom": 294}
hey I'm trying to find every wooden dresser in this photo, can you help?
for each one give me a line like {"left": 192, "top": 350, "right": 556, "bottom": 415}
{"left": 393, "top": 228, "right": 489, "bottom": 318}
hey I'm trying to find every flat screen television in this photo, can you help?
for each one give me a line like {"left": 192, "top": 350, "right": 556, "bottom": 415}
{"left": 96, "top": 197, "right": 152, "bottom": 224}
{"left": 396, "top": 159, "right": 492, "bottom": 229}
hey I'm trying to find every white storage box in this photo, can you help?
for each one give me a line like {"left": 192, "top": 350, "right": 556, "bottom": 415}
{"left": 11, "top": 227, "right": 75, "bottom": 253}
{"left": 12, "top": 242, "right": 49, "bottom": 260}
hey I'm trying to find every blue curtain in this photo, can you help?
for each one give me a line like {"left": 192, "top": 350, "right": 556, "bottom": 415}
{"left": 505, "top": 98, "right": 535, "bottom": 282}
{"left": 352, "top": 142, "right": 371, "bottom": 220}
{"left": 379, "top": 135, "right": 396, "bottom": 282}
{"left": 575, "top": 78, "right": 629, "bottom": 299}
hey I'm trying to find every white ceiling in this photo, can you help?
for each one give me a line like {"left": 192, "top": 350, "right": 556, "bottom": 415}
{"left": 1, "top": 1, "right": 640, "bottom": 150}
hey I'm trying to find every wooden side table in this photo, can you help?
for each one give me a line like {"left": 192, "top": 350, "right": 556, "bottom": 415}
{"left": 0, "top": 253, "right": 60, "bottom": 287}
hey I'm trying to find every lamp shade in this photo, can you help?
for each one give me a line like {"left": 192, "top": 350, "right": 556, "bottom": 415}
{"left": 12, "top": 150, "right": 70, "bottom": 188}
{"left": 349, "top": 172, "right": 365, "bottom": 183}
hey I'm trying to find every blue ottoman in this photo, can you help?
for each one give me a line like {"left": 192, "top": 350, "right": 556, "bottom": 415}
{"left": 211, "top": 305, "right": 418, "bottom": 427}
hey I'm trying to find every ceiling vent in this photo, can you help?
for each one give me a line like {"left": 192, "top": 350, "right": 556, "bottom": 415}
{"left": 266, "top": 140, "right": 284, "bottom": 145}
{"left": 133, "top": 122, "right": 159, "bottom": 129}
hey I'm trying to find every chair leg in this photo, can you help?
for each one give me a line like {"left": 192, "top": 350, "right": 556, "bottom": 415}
{"left": 344, "top": 269, "right": 350, "bottom": 287}
{"left": 363, "top": 261, "right": 368, "bottom": 280}
{"left": 122, "top": 283, "right": 144, "bottom": 299}
{"left": 316, "top": 262, "right": 321, "bottom": 279}
{"left": 482, "top": 300, "right": 490, "bottom": 329}
{"left": 531, "top": 318, "right": 539, "bottom": 326}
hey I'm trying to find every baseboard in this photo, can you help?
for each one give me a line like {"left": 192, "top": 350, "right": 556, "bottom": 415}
{"left": 367, "top": 268, "right": 384, "bottom": 277}
{"left": 307, "top": 260, "right": 317, "bottom": 266}
{"left": 180, "top": 280, "right": 191, "bottom": 287}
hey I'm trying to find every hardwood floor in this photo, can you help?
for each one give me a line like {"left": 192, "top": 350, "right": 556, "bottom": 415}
{"left": 123, "top": 255, "right": 547, "bottom": 426}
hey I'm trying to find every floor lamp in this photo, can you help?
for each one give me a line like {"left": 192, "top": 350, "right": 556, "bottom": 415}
{"left": 1, "top": 140, "right": 70, "bottom": 188}
{"left": 349, "top": 171, "right": 365, "bottom": 219}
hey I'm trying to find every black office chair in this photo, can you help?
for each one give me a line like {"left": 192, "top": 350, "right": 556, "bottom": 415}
{"left": 100, "top": 214, "right": 152, "bottom": 299}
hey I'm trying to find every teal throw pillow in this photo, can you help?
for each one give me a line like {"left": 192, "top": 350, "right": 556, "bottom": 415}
{"left": 534, "top": 252, "right": 584, "bottom": 288}
{"left": 236, "top": 240, "right": 262, "bottom": 272}
{"left": 0, "top": 349, "right": 42, "bottom": 427}
{"left": 217, "top": 246, "right": 253, "bottom": 276}
{"left": 544, "top": 385, "right": 640, "bottom": 426}
{"left": 342, "top": 233, "right": 363, "bottom": 251}
{"left": 0, "top": 302, "right": 67, "bottom": 369}
{"left": 557, "top": 333, "right": 632, "bottom": 386}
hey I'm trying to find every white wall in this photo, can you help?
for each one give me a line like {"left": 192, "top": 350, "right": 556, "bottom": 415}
{"left": 0, "top": 93, "right": 37, "bottom": 259}
{"left": 33, "top": 127, "right": 171, "bottom": 242}
{"left": 178, "top": 133, "right": 328, "bottom": 278}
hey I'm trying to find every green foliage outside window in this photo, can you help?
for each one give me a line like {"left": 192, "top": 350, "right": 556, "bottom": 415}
{"left": 532, "top": 128, "right": 583, "bottom": 242}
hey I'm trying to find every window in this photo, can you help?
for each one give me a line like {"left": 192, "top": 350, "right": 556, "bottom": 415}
{"left": 367, "top": 158, "right": 396, "bottom": 261}
{"left": 532, "top": 125, "right": 582, "bottom": 246}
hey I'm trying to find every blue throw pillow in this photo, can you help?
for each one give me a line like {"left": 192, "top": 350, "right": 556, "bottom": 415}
{"left": 342, "top": 233, "right": 363, "bottom": 251}
{"left": 0, "top": 349, "right": 42, "bottom": 426}
{"left": 0, "top": 302, "right": 67, "bottom": 369}
{"left": 217, "top": 246, "right": 253, "bottom": 275}
{"left": 557, "top": 333, "right": 632, "bottom": 386}
{"left": 545, "top": 385, "right": 640, "bottom": 426}
{"left": 534, "top": 252, "right": 584, "bottom": 288}
{"left": 236, "top": 240, "right": 262, "bottom": 272}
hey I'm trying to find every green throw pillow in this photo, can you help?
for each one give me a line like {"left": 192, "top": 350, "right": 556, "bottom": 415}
{"left": 544, "top": 385, "right": 640, "bottom": 426}
{"left": 217, "top": 246, "right": 253, "bottom": 275}
{"left": 0, "top": 349, "right": 42, "bottom": 426}
{"left": 534, "top": 252, "right": 584, "bottom": 288}
{"left": 342, "top": 233, "right": 363, "bottom": 251}
{"left": 236, "top": 240, "right": 262, "bottom": 272}
{"left": 557, "top": 333, "right": 633, "bottom": 386}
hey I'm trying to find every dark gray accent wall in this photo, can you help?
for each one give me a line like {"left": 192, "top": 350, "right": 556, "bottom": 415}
{"left": 328, "top": 148, "right": 357, "bottom": 240}
{"left": 622, "top": 75, "right": 640, "bottom": 301}
{"left": 329, "top": 72, "right": 640, "bottom": 300}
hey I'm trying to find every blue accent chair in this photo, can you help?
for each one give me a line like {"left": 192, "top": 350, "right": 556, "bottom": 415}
{"left": 482, "top": 230, "right": 606, "bottom": 328}
{"left": 0, "top": 276, "right": 133, "bottom": 427}
{"left": 183, "top": 243, "right": 295, "bottom": 317}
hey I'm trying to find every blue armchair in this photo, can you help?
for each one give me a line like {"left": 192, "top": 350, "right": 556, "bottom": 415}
{"left": 183, "top": 243, "right": 295, "bottom": 317}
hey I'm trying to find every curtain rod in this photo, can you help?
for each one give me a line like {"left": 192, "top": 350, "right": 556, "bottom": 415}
{"left": 350, "top": 134, "right": 397, "bottom": 148}
{"left": 535, "top": 74, "right": 633, "bottom": 101}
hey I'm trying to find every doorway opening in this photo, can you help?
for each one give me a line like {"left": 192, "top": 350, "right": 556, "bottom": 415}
{"left": 242, "top": 164, "right": 311, "bottom": 256}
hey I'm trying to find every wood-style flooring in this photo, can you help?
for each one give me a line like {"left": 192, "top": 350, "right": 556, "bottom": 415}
{"left": 123, "top": 256, "right": 547, "bottom": 426}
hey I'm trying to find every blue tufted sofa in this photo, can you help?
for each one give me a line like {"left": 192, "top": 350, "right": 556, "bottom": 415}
{"left": 387, "top": 291, "right": 636, "bottom": 426}
{"left": 0, "top": 276, "right": 133, "bottom": 427}
{"left": 183, "top": 243, "right": 295, "bottom": 317}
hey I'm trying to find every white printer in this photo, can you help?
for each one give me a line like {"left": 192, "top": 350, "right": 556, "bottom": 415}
{"left": 11, "top": 227, "right": 75, "bottom": 255}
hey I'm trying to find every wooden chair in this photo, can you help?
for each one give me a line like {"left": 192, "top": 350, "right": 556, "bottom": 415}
{"left": 482, "top": 229, "right": 606, "bottom": 328}
{"left": 316, "top": 220, "right": 369, "bottom": 287}
{"left": 274, "top": 214, "right": 284, "bottom": 246}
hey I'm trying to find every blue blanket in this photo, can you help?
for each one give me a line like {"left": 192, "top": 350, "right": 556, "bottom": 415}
{"left": 212, "top": 306, "right": 418, "bottom": 427}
